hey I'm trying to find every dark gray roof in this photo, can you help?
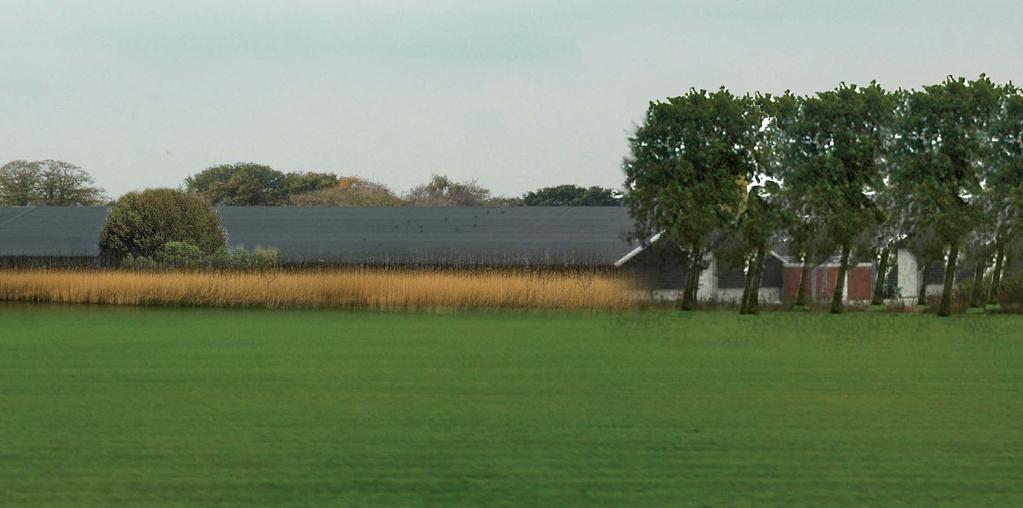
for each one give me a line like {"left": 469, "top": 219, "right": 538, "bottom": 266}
{"left": 771, "top": 242, "right": 874, "bottom": 266}
{"left": 0, "top": 207, "right": 109, "bottom": 257}
{"left": 0, "top": 206, "right": 636, "bottom": 266}
{"left": 218, "top": 206, "right": 634, "bottom": 266}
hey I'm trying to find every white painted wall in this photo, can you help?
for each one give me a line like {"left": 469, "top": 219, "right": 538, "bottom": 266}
{"left": 638, "top": 287, "right": 782, "bottom": 304}
{"left": 762, "top": 287, "right": 782, "bottom": 304}
{"left": 715, "top": 287, "right": 782, "bottom": 304}
{"left": 635, "top": 289, "right": 683, "bottom": 302}
{"left": 896, "top": 248, "right": 919, "bottom": 301}
{"left": 895, "top": 248, "right": 946, "bottom": 304}
{"left": 696, "top": 252, "right": 717, "bottom": 301}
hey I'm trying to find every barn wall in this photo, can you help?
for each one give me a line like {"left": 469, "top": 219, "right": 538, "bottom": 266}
{"left": 627, "top": 246, "right": 893, "bottom": 304}
{"left": 806, "top": 267, "right": 840, "bottom": 302}
{"left": 782, "top": 267, "right": 806, "bottom": 301}
{"left": 846, "top": 266, "right": 872, "bottom": 301}
{"left": 715, "top": 257, "right": 783, "bottom": 290}
{"left": 781, "top": 264, "right": 874, "bottom": 303}
{"left": 0, "top": 256, "right": 101, "bottom": 269}
{"left": 716, "top": 266, "right": 747, "bottom": 289}
{"left": 781, "top": 265, "right": 838, "bottom": 300}
{"left": 760, "top": 258, "right": 784, "bottom": 288}
{"left": 619, "top": 244, "right": 688, "bottom": 291}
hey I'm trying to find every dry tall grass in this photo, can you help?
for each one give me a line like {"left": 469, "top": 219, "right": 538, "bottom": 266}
{"left": 0, "top": 269, "right": 636, "bottom": 311}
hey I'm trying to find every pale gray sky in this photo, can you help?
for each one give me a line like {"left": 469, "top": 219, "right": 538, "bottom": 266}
{"left": 2, "top": 0, "right": 1021, "bottom": 198}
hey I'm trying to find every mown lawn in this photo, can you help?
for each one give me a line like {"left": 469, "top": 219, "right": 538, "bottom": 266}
{"left": 1, "top": 305, "right": 1021, "bottom": 507}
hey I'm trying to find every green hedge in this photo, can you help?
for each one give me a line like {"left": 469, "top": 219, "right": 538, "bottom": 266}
{"left": 121, "top": 242, "right": 279, "bottom": 270}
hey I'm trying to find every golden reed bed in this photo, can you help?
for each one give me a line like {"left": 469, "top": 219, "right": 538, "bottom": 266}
{"left": 0, "top": 269, "right": 637, "bottom": 311}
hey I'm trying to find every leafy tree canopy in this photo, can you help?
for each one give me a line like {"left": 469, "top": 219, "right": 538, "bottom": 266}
{"left": 0, "top": 160, "right": 107, "bottom": 206}
{"left": 184, "top": 163, "right": 288, "bottom": 206}
{"left": 892, "top": 76, "right": 1001, "bottom": 246}
{"left": 985, "top": 84, "right": 1023, "bottom": 249}
{"left": 404, "top": 175, "right": 494, "bottom": 207}
{"left": 624, "top": 87, "right": 765, "bottom": 249}
{"left": 290, "top": 176, "right": 402, "bottom": 206}
{"left": 521, "top": 185, "right": 622, "bottom": 206}
{"left": 185, "top": 164, "right": 344, "bottom": 206}
{"left": 281, "top": 172, "right": 340, "bottom": 197}
{"left": 777, "top": 82, "right": 894, "bottom": 256}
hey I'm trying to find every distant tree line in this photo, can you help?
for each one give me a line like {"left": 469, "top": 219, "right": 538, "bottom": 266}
{"left": 521, "top": 185, "right": 621, "bottom": 206}
{"left": 183, "top": 163, "right": 621, "bottom": 207}
{"left": 624, "top": 75, "right": 1023, "bottom": 316}
{"left": 0, "top": 158, "right": 622, "bottom": 209}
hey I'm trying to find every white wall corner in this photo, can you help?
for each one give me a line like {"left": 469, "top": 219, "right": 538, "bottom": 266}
{"left": 697, "top": 252, "right": 717, "bottom": 301}
{"left": 896, "top": 248, "right": 919, "bottom": 301}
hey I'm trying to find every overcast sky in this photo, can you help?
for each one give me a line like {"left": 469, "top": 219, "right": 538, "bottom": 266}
{"left": 2, "top": 0, "right": 1021, "bottom": 199}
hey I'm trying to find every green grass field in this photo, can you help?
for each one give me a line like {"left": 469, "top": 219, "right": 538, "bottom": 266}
{"left": 1, "top": 305, "right": 1021, "bottom": 506}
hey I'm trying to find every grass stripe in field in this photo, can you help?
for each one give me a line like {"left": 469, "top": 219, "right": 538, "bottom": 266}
{"left": 1, "top": 306, "right": 1021, "bottom": 506}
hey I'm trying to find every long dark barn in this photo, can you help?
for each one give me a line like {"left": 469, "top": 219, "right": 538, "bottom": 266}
{"left": 0, "top": 206, "right": 768, "bottom": 300}
{"left": 0, "top": 206, "right": 928, "bottom": 303}
{"left": 0, "top": 206, "right": 643, "bottom": 268}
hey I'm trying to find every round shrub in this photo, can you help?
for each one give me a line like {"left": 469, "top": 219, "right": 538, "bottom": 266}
{"left": 99, "top": 189, "right": 226, "bottom": 259}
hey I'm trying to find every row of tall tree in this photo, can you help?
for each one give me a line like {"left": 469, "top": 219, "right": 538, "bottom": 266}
{"left": 624, "top": 76, "right": 1023, "bottom": 316}
{"left": 183, "top": 163, "right": 622, "bottom": 207}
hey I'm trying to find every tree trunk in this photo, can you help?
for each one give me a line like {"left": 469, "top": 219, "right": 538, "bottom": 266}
{"left": 680, "top": 244, "right": 700, "bottom": 311}
{"left": 794, "top": 258, "right": 810, "bottom": 307}
{"left": 988, "top": 246, "right": 1006, "bottom": 305}
{"left": 917, "top": 265, "right": 929, "bottom": 307}
{"left": 870, "top": 247, "right": 890, "bottom": 306}
{"left": 739, "top": 254, "right": 754, "bottom": 314}
{"left": 969, "top": 262, "right": 985, "bottom": 308}
{"left": 938, "top": 244, "right": 959, "bottom": 317}
{"left": 688, "top": 248, "right": 702, "bottom": 304}
{"left": 747, "top": 246, "right": 766, "bottom": 315}
{"left": 829, "top": 245, "right": 851, "bottom": 314}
